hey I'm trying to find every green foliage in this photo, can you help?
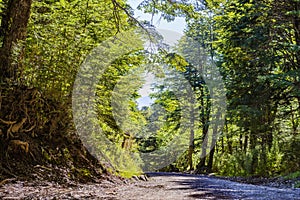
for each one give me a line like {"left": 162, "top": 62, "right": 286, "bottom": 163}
{"left": 281, "top": 135, "right": 300, "bottom": 173}
{"left": 284, "top": 171, "right": 300, "bottom": 180}
{"left": 141, "top": 0, "right": 298, "bottom": 177}
{"left": 214, "top": 152, "right": 245, "bottom": 176}
{"left": 42, "top": 147, "right": 52, "bottom": 161}
{"left": 84, "top": 52, "right": 147, "bottom": 177}
{"left": 208, "top": 0, "right": 300, "bottom": 176}
{"left": 0, "top": 0, "right": 4, "bottom": 19}
{"left": 24, "top": 0, "right": 130, "bottom": 99}
{"left": 21, "top": 0, "right": 144, "bottom": 178}
{"left": 75, "top": 168, "right": 92, "bottom": 178}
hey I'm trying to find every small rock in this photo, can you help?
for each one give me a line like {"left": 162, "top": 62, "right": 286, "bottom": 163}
{"left": 139, "top": 175, "right": 148, "bottom": 181}
{"left": 131, "top": 175, "right": 139, "bottom": 181}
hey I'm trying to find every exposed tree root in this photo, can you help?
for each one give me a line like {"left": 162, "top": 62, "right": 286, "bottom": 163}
{"left": 0, "top": 85, "right": 108, "bottom": 184}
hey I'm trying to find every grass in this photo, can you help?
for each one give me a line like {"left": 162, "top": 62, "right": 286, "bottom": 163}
{"left": 283, "top": 171, "right": 300, "bottom": 180}
{"left": 118, "top": 170, "right": 143, "bottom": 178}
{"left": 283, "top": 171, "right": 300, "bottom": 188}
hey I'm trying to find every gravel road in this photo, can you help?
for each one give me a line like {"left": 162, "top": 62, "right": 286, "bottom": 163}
{"left": 116, "top": 172, "right": 300, "bottom": 200}
{"left": 1, "top": 172, "right": 300, "bottom": 199}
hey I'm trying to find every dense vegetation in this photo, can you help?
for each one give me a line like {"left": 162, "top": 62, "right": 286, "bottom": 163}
{"left": 0, "top": 0, "right": 299, "bottom": 186}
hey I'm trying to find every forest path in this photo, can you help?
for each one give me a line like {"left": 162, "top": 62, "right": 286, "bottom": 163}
{"left": 115, "top": 172, "right": 300, "bottom": 200}
{"left": 1, "top": 172, "right": 300, "bottom": 199}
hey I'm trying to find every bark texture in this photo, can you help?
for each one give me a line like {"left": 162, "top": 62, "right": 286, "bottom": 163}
{"left": 0, "top": 0, "right": 32, "bottom": 82}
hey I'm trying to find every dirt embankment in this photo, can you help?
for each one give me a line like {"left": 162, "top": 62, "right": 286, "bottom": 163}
{"left": 0, "top": 86, "right": 107, "bottom": 184}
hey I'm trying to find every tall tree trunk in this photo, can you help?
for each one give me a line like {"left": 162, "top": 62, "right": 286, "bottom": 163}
{"left": 196, "top": 108, "right": 209, "bottom": 172}
{"left": 188, "top": 104, "right": 195, "bottom": 171}
{"left": 195, "top": 102, "right": 210, "bottom": 172}
{"left": 244, "top": 134, "right": 248, "bottom": 153}
{"left": 260, "top": 136, "right": 267, "bottom": 175}
{"left": 207, "top": 112, "right": 220, "bottom": 172}
{"left": 196, "top": 130, "right": 208, "bottom": 173}
{"left": 221, "top": 136, "right": 224, "bottom": 153}
{"left": 0, "top": 0, "right": 32, "bottom": 83}
{"left": 249, "top": 132, "right": 258, "bottom": 175}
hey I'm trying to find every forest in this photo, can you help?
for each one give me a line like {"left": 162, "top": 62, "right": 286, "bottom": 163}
{"left": 0, "top": 0, "right": 300, "bottom": 193}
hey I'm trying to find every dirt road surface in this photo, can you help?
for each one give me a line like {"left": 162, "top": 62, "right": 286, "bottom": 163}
{"left": 1, "top": 172, "right": 300, "bottom": 199}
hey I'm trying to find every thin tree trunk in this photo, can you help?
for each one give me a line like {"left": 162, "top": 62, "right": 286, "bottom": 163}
{"left": 244, "top": 134, "right": 248, "bottom": 153}
{"left": 188, "top": 102, "right": 195, "bottom": 171}
{"left": 196, "top": 115, "right": 209, "bottom": 172}
{"left": 221, "top": 136, "right": 224, "bottom": 153}
{"left": 250, "top": 132, "right": 258, "bottom": 175}
{"left": 239, "top": 134, "right": 243, "bottom": 151}
{"left": 260, "top": 136, "right": 267, "bottom": 174}
{"left": 207, "top": 112, "right": 220, "bottom": 172}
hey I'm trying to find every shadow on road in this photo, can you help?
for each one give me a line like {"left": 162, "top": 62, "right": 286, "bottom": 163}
{"left": 146, "top": 172, "right": 234, "bottom": 199}
{"left": 145, "top": 172, "right": 300, "bottom": 200}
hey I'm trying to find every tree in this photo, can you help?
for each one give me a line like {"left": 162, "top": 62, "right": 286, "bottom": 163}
{"left": 0, "top": 0, "right": 32, "bottom": 82}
